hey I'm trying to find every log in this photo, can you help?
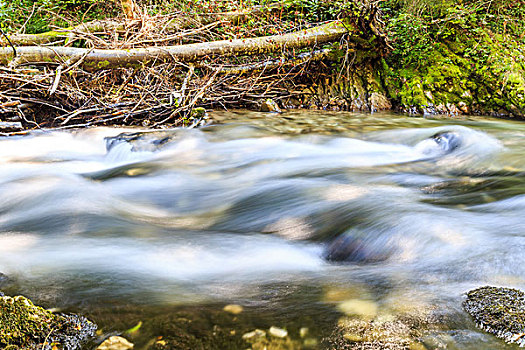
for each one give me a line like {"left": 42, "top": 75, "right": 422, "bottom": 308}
{"left": 0, "top": 21, "right": 351, "bottom": 70}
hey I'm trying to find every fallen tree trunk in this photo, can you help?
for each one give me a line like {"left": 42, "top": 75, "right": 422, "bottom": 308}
{"left": 0, "top": 21, "right": 350, "bottom": 70}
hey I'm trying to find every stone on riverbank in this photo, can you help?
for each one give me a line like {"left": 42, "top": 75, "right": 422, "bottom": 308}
{"left": 463, "top": 286, "right": 525, "bottom": 347}
{"left": 0, "top": 294, "right": 97, "bottom": 349}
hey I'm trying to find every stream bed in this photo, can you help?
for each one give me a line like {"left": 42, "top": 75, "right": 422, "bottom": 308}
{"left": 1, "top": 111, "right": 524, "bottom": 349}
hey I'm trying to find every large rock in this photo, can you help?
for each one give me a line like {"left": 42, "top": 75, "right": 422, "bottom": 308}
{"left": 0, "top": 294, "right": 97, "bottom": 349}
{"left": 464, "top": 286, "right": 525, "bottom": 347}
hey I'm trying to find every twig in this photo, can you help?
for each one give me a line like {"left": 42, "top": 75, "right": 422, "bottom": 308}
{"left": 48, "top": 65, "right": 63, "bottom": 96}
{"left": 0, "top": 27, "right": 17, "bottom": 59}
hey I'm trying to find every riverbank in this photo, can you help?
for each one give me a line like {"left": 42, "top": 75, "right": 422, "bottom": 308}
{"left": 0, "top": 0, "right": 523, "bottom": 133}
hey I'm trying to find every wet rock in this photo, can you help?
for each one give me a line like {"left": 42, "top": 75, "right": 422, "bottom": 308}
{"left": 105, "top": 130, "right": 177, "bottom": 152}
{"left": 326, "top": 316, "right": 429, "bottom": 350}
{"left": 337, "top": 299, "right": 378, "bottom": 319}
{"left": 96, "top": 335, "right": 134, "bottom": 350}
{"left": 370, "top": 92, "right": 391, "bottom": 112}
{"left": 323, "top": 234, "right": 389, "bottom": 263}
{"left": 431, "top": 131, "right": 461, "bottom": 153}
{"left": 463, "top": 286, "right": 525, "bottom": 347}
{"left": 260, "top": 99, "right": 282, "bottom": 113}
{"left": 0, "top": 294, "right": 97, "bottom": 349}
{"left": 323, "top": 297, "right": 446, "bottom": 350}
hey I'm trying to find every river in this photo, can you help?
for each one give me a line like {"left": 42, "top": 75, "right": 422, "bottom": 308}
{"left": 0, "top": 111, "right": 524, "bottom": 349}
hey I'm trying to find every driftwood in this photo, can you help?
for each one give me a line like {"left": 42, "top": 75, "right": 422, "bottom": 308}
{"left": 0, "top": 21, "right": 350, "bottom": 70}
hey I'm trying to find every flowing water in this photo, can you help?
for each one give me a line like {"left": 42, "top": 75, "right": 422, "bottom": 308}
{"left": 1, "top": 111, "right": 524, "bottom": 349}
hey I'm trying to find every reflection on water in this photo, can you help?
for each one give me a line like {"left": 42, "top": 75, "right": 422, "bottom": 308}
{"left": 0, "top": 111, "right": 524, "bottom": 349}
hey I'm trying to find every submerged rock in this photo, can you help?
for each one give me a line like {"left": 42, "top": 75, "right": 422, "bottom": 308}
{"left": 268, "top": 326, "right": 288, "bottom": 338}
{"left": 96, "top": 335, "right": 134, "bottom": 350}
{"left": 223, "top": 304, "right": 243, "bottom": 315}
{"left": 0, "top": 294, "right": 97, "bottom": 349}
{"left": 323, "top": 234, "right": 390, "bottom": 263}
{"left": 463, "top": 286, "right": 525, "bottom": 347}
{"left": 431, "top": 132, "right": 461, "bottom": 153}
{"left": 105, "top": 130, "right": 177, "bottom": 153}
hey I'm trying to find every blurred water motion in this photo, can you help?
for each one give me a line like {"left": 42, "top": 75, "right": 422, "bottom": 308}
{"left": 0, "top": 111, "right": 524, "bottom": 348}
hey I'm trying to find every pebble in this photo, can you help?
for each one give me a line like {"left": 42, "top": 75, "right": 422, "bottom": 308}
{"left": 269, "top": 326, "right": 288, "bottom": 338}
{"left": 223, "top": 304, "right": 243, "bottom": 315}
{"left": 299, "top": 327, "right": 309, "bottom": 338}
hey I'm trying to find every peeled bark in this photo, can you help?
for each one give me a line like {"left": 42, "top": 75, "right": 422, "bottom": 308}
{"left": 0, "top": 21, "right": 351, "bottom": 70}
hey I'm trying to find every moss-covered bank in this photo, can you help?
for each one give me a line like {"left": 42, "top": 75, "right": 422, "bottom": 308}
{"left": 379, "top": 0, "right": 525, "bottom": 118}
{"left": 0, "top": 294, "right": 97, "bottom": 349}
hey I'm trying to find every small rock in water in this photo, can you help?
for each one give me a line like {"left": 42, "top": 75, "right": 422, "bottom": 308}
{"left": 269, "top": 326, "right": 288, "bottom": 338}
{"left": 323, "top": 234, "right": 389, "bottom": 263}
{"left": 303, "top": 337, "right": 318, "bottom": 348}
{"left": 463, "top": 286, "right": 525, "bottom": 347}
{"left": 242, "top": 329, "right": 266, "bottom": 340}
{"left": 223, "top": 304, "right": 243, "bottom": 315}
{"left": 260, "top": 99, "right": 282, "bottom": 113}
{"left": 338, "top": 299, "right": 378, "bottom": 319}
{"left": 96, "top": 336, "right": 134, "bottom": 350}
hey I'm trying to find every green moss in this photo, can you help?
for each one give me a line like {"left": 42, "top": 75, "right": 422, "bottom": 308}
{"left": 97, "top": 60, "right": 111, "bottom": 69}
{"left": 0, "top": 295, "right": 97, "bottom": 349}
{"left": 380, "top": 1, "right": 525, "bottom": 117}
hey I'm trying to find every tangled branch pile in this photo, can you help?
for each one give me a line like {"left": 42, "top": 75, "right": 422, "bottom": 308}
{"left": 0, "top": 0, "right": 388, "bottom": 133}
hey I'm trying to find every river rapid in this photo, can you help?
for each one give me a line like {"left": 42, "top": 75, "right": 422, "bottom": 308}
{"left": 1, "top": 111, "right": 524, "bottom": 349}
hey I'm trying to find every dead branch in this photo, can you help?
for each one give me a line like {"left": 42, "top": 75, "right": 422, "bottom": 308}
{"left": 0, "top": 21, "right": 350, "bottom": 70}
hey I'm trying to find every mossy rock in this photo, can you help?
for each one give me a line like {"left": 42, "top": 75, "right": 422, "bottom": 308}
{"left": 0, "top": 294, "right": 97, "bottom": 349}
{"left": 463, "top": 286, "right": 525, "bottom": 347}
